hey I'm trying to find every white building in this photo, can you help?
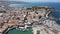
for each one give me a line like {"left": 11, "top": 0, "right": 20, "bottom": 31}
{"left": 43, "top": 19, "right": 56, "bottom": 27}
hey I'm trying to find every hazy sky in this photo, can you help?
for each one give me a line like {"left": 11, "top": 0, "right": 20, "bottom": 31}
{"left": 0, "top": 0, "right": 60, "bottom": 2}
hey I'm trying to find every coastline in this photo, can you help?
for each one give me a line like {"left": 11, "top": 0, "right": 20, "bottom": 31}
{"left": 0, "top": 6, "right": 60, "bottom": 34}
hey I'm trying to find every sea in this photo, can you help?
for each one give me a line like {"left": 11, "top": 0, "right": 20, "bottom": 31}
{"left": 9, "top": 2, "right": 60, "bottom": 24}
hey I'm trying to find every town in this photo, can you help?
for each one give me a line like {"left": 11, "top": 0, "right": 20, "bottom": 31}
{"left": 0, "top": 5, "right": 60, "bottom": 34}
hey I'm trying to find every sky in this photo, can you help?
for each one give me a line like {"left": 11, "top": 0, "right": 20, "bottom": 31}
{"left": 0, "top": 0, "right": 60, "bottom": 2}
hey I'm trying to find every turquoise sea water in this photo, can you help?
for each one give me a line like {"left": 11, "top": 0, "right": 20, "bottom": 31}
{"left": 9, "top": 2, "right": 60, "bottom": 24}
{"left": 8, "top": 29, "right": 32, "bottom": 34}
